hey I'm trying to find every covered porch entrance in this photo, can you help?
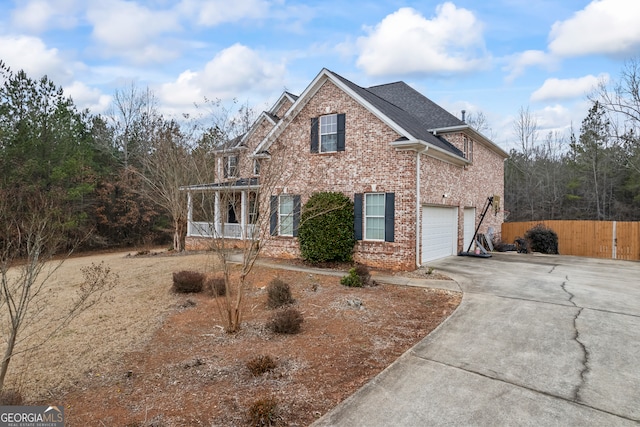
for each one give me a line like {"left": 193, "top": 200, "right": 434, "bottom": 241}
{"left": 183, "top": 178, "right": 259, "bottom": 240}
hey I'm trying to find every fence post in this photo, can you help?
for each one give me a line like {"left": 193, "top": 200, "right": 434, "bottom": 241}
{"left": 612, "top": 221, "right": 617, "bottom": 260}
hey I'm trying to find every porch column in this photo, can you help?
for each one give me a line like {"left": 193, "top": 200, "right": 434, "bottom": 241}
{"left": 187, "top": 191, "right": 193, "bottom": 236}
{"left": 241, "top": 190, "right": 247, "bottom": 239}
{"left": 214, "top": 192, "right": 221, "bottom": 236}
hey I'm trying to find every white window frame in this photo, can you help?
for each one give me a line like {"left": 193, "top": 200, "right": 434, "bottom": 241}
{"left": 464, "top": 137, "right": 473, "bottom": 162}
{"left": 253, "top": 158, "right": 260, "bottom": 176}
{"left": 319, "top": 114, "right": 338, "bottom": 153}
{"left": 224, "top": 155, "right": 238, "bottom": 178}
{"left": 364, "top": 193, "right": 385, "bottom": 241}
{"left": 279, "top": 195, "right": 295, "bottom": 237}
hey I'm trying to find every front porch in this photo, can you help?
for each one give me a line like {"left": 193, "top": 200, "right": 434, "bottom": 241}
{"left": 183, "top": 178, "right": 259, "bottom": 241}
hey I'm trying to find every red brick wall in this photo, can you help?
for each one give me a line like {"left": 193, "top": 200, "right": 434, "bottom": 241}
{"left": 189, "top": 79, "right": 505, "bottom": 271}
{"left": 419, "top": 132, "right": 504, "bottom": 257}
{"left": 259, "top": 79, "right": 418, "bottom": 270}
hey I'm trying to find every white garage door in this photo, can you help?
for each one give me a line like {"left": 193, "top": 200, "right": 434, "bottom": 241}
{"left": 463, "top": 207, "right": 476, "bottom": 252}
{"left": 422, "top": 206, "right": 458, "bottom": 263}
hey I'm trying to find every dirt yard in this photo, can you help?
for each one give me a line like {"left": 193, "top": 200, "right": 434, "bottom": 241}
{"left": 3, "top": 250, "right": 460, "bottom": 426}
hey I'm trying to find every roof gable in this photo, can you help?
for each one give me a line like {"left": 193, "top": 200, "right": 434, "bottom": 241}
{"left": 327, "top": 71, "right": 463, "bottom": 157}
{"left": 253, "top": 68, "right": 474, "bottom": 161}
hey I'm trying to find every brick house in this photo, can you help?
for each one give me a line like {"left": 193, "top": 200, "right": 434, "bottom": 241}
{"left": 183, "top": 68, "right": 507, "bottom": 270}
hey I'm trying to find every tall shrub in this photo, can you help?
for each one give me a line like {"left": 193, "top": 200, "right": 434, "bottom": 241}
{"left": 525, "top": 224, "right": 559, "bottom": 254}
{"left": 298, "top": 192, "right": 355, "bottom": 263}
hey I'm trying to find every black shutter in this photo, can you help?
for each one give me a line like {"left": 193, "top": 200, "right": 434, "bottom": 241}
{"left": 292, "top": 195, "right": 301, "bottom": 237}
{"left": 385, "top": 192, "right": 395, "bottom": 242}
{"left": 310, "top": 117, "right": 319, "bottom": 153}
{"left": 270, "top": 196, "right": 278, "bottom": 236}
{"left": 354, "top": 193, "right": 363, "bottom": 240}
{"left": 337, "top": 113, "right": 346, "bottom": 152}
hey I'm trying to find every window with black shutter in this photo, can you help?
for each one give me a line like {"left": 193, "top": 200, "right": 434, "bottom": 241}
{"left": 311, "top": 114, "right": 345, "bottom": 153}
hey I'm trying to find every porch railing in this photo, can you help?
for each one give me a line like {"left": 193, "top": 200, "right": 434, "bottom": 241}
{"left": 188, "top": 221, "right": 256, "bottom": 240}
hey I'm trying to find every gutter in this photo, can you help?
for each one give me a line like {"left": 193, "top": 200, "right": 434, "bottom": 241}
{"left": 390, "top": 139, "right": 468, "bottom": 166}
{"left": 430, "top": 125, "right": 509, "bottom": 158}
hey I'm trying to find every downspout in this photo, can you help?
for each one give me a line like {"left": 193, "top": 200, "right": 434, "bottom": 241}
{"left": 416, "top": 151, "right": 421, "bottom": 268}
{"left": 415, "top": 146, "right": 428, "bottom": 267}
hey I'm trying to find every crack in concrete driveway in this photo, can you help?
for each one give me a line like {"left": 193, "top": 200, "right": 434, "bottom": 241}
{"left": 314, "top": 253, "right": 640, "bottom": 426}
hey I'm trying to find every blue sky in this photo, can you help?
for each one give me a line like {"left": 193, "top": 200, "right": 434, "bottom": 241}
{"left": 1, "top": 0, "right": 639, "bottom": 150}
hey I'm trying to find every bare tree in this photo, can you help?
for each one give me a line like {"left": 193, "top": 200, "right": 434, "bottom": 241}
{"left": 465, "top": 111, "right": 495, "bottom": 140}
{"left": 0, "top": 189, "right": 117, "bottom": 393}
{"left": 513, "top": 105, "right": 538, "bottom": 158}
{"left": 591, "top": 57, "right": 640, "bottom": 174}
{"left": 138, "top": 117, "right": 196, "bottom": 252}
{"left": 106, "top": 83, "right": 156, "bottom": 169}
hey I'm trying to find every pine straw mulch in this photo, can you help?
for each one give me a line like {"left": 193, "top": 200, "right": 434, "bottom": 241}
{"left": 5, "top": 250, "right": 460, "bottom": 426}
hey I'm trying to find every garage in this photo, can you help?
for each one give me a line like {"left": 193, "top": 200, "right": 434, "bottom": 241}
{"left": 421, "top": 206, "right": 459, "bottom": 263}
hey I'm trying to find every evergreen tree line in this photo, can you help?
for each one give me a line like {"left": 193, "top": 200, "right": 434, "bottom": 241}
{"left": 505, "top": 59, "right": 640, "bottom": 222}
{"left": 0, "top": 61, "right": 250, "bottom": 251}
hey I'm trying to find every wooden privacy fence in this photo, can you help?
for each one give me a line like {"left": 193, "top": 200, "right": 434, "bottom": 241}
{"left": 501, "top": 220, "right": 640, "bottom": 261}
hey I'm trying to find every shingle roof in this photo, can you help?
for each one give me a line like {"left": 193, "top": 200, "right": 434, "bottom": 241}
{"left": 328, "top": 71, "right": 464, "bottom": 157}
{"left": 264, "top": 111, "right": 280, "bottom": 123}
{"left": 367, "top": 81, "right": 464, "bottom": 129}
{"left": 284, "top": 92, "right": 299, "bottom": 102}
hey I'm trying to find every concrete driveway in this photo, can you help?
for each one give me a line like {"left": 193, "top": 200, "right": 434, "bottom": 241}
{"left": 313, "top": 253, "right": 640, "bottom": 426}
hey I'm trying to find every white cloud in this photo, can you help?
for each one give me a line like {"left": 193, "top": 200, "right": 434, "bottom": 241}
{"left": 178, "top": 0, "right": 271, "bottom": 26}
{"left": 504, "top": 50, "right": 557, "bottom": 83}
{"left": 86, "top": 1, "right": 181, "bottom": 63}
{"left": 531, "top": 73, "right": 609, "bottom": 102}
{"left": 536, "top": 104, "right": 573, "bottom": 129}
{"left": 0, "top": 35, "right": 73, "bottom": 84}
{"left": 549, "top": 0, "right": 640, "bottom": 57}
{"left": 356, "top": 4, "right": 488, "bottom": 77}
{"left": 11, "top": 0, "right": 79, "bottom": 32}
{"left": 64, "top": 81, "right": 111, "bottom": 113}
{"left": 159, "top": 44, "right": 287, "bottom": 109}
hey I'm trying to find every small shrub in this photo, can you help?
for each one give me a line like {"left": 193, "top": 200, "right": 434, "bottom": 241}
{"left": 172, "top": 270, "right": 204, "bottom": 293}
{"left": 340, "top": 268, "right": 363, "bottom": 287}
{"left": 353, "top": 264, "right": 372, "bottom": 286}
{"left": 247, "top": 396, "right": 280, "bottom": 427}
{"left": 524, "top": 224, "right": 559, "bottom": 254}
{"left": 268, "top": 307, "right": 303, "bottom": 334}
{"left": 247, "top": 355, "right": 277, "bottom": 376}
{"left": 267, "top": 279, "right": 294, "bottom": 308}
{"left": 0, "top": 389, "right": 23, "bottom": 405}
{"left": 205, "top": 276, "right": 226, "bottom": 296}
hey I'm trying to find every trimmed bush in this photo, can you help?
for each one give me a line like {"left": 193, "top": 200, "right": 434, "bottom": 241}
{"left": 247, "top": 355, "right": 277, "bottom": 376}
{"left": 525, "top": 224, "right": 559, "bottom": 254}
{"left": 298, "top": 192, "right": 355, "bottom": 263}
{"left": 268, "top": 308, "right": 303, "bottom": 334}
{"left": 205, "top": 276, "right": 226, "bottom": 296}
{"left": 172, "top": 270, "right": 204, "bottom": 293}
{"left": 247, "top": 396, "right": 280, "bottom": 427}
{"left": 267, "top": 279, "right": 294, "bottom": 308}
{"left": 340, "top": 268, "right": 363, "bottom": 287}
